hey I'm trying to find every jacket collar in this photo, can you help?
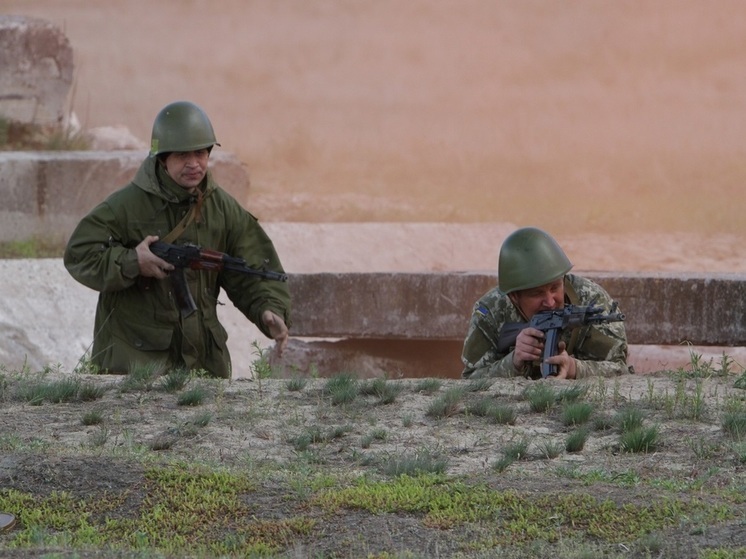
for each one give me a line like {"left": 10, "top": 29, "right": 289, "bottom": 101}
{"left": 132, "top": 155, "right": 216, "bottom": 203}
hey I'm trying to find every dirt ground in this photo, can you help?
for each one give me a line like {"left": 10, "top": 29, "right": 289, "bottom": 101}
{"left": 0, "top": 369, "right": 745, "bottom": 557}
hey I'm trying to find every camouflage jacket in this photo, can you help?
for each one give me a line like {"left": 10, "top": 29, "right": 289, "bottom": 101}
{"left": 64, "top": 155, "right": 291, "bottom": 378}
{"left": 461, "top": 274, "right": 631, "bottom": 379}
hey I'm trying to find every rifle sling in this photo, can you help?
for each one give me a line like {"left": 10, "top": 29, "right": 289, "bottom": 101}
{"left": 161, "top": 204, "right": 198, "bottom": 244}
{"left": 136, "top": 202, "right": 197, "bottom": 291}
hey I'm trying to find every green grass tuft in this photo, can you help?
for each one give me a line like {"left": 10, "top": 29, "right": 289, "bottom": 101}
{"left": 565, "top": 427, "right": 589, "bottom": 453}
{"left": 324, "top": 373, "right": 359, "bottom": 405}
{"left": 561, "top": 401, "right": 594, "bottom": 426}
{"left": 380, "top": 449, "right": 448, "bottom": 477}
{"left": 523, "top": 383, "right": 556, "bottom": 413}
{"left": 425, "top": 387, "right": 465, "bottom": 419}
{"left": 620, "top": 425, "right": 661, "bottom": 453}
{"left": 177, "top": 386, "right": 207, "bottom": 407}
{"left": 721, "top": 411, "right": 746, "bottom": 440}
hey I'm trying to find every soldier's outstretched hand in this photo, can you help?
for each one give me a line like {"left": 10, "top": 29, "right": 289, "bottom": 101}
{"left": 262, "top": 310, "right": 289, "bottom": 358}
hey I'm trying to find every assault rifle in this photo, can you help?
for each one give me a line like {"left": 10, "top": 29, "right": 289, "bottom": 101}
{"left": 496, "top": 302, "right": 625, "bottom": 378}
{"left": 149, "top": 241, "right": 288, "bottom": 318}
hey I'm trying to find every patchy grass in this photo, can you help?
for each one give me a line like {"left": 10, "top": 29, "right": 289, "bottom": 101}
{"left": 0, "top": 360, "right": 745, "bottom": 558}
{"left": 0, "top": 237, "right": 66, "bottom": 259}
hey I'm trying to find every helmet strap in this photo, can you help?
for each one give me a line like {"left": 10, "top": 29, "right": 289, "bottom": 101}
{"left": 507, "top": 292, "right": 530, "bottom": 322}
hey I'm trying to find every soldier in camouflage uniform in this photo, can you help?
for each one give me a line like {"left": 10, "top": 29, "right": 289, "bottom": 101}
{"left": 65, "top": 101, "right": 291, "bottom": 378}
{"left": 461, "top": 227, "right": 631, "bottom": 380}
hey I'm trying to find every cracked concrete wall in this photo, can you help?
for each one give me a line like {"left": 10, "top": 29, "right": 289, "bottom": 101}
{"left": 0, "top": 15, "right": 73, "bottom": 126}
{"left": 0, "top": 151, "right": 251, "bottom": 243}
{"left": 287, "top": 272, "right": 746, "bottom": 347}
{"left": 1, "top": 260, "right": 744, "bottom": 378}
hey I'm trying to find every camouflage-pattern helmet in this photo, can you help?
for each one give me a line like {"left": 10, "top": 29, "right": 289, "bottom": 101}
{"left": 150, "top": 101, "right": 219, "bottom": 156}
{"left": 497, "top": 227, "right": 573, "bottom": 294}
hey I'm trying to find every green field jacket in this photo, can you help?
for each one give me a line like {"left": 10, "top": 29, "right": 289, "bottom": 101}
{"left": 64, "top": 155, "right": 291, "bottom": 378}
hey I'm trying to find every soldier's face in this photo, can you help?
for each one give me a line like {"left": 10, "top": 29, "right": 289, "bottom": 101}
{"left": 511, "top": 277, "right": 564, "bottom": 319}
{"left": 164, "top": 149, "right": 209, "bottom": 190}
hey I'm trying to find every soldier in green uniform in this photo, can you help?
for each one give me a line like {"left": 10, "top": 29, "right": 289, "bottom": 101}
{"left": 64, "top": 101, "right": 291, "bottom": 378}
{"left": 461, "top": 227, "right": 631, "bottom": 380}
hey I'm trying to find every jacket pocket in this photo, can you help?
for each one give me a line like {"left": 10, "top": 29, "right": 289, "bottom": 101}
{"left": 576, "top": 327, "right": 619, "bottom": 361}
{"left": 203, "top": 316, "right": 231, "bottom": 378}
{"left": 204, "top": 315, "right": 228, "bottom": 347}
{"left": 112, "top": 317, "right": 174, "bottom": 352}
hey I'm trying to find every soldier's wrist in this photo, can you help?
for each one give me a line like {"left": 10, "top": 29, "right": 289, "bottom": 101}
{"left": 120, "top": 249, "right": 141, "bottom": 279}
{"left": 510, "top": 352, "right": 528, "bottom": 374}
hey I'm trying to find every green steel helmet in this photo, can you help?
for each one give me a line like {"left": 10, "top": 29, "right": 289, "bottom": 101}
{"left": 497, "top": 227, "right": 573, "bottom": 294}
{"left": 149, "top": 101, "right": 219, "bottom": 156}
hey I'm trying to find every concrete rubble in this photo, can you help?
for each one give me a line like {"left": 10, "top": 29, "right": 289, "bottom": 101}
{"left": 0, "top": 150, "right": 250, "bottom": 243}
{"left": 0, "top": 16, "right": 73, "bottom": 127}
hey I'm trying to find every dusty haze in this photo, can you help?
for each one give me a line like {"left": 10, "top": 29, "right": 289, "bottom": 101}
{"left": 1, "top": 1, "right": 745, "bottom": 376}
{"left": 3, "top": 0, "right": 746, "bottom": 240}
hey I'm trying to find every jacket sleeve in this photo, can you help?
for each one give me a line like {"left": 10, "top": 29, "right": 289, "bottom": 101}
{"left": 63, "top": 201, "right": 141, "bottom": 292}
{"left": 461, "top": 300, "right": 522, "bottom": 378}
{"left": 573, "top": 319, "right": 631, "bottom": 378}
{"left": 574, "top": 358, "right": 630, "bottom": 378}
{"left": 218, "top": 205, "right": 292, "bottom": 337}
{"left": 568, "top": 277, "right": 632, "bottom": 378}
{"left": 464, "top": 351, "right": 525, "bottom": 379}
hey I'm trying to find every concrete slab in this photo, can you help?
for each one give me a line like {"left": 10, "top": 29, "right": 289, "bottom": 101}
{"left": 1, "top": 258, "right": 744, "bottom": 379}
{"left": 0, "top": 150, "right": 250, "bottom": 242}
{"left": 0, "top": 258, "right": 266, "bottom": 377}
{"left": 287, "top": 272, "right": 746, "bottom": 346}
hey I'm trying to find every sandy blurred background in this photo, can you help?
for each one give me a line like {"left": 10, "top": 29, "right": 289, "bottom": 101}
{"left": 2, "top": 1, "right": 746, "bottom": 375}
{"left": 3, "top": 0, "right": 746, "bottom": 240}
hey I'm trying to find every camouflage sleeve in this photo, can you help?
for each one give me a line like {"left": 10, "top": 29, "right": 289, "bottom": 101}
{"left": 570, "top": 276, "right": 632, "bottom": 378}
{"left": 464, "top": 351, "right": 525, "bottom": 379}
{"left": 461, "top": 290, "right": 524, "bottom": 378}
{"left": 574, "top": 358, "right": 630, "bottom": 379}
